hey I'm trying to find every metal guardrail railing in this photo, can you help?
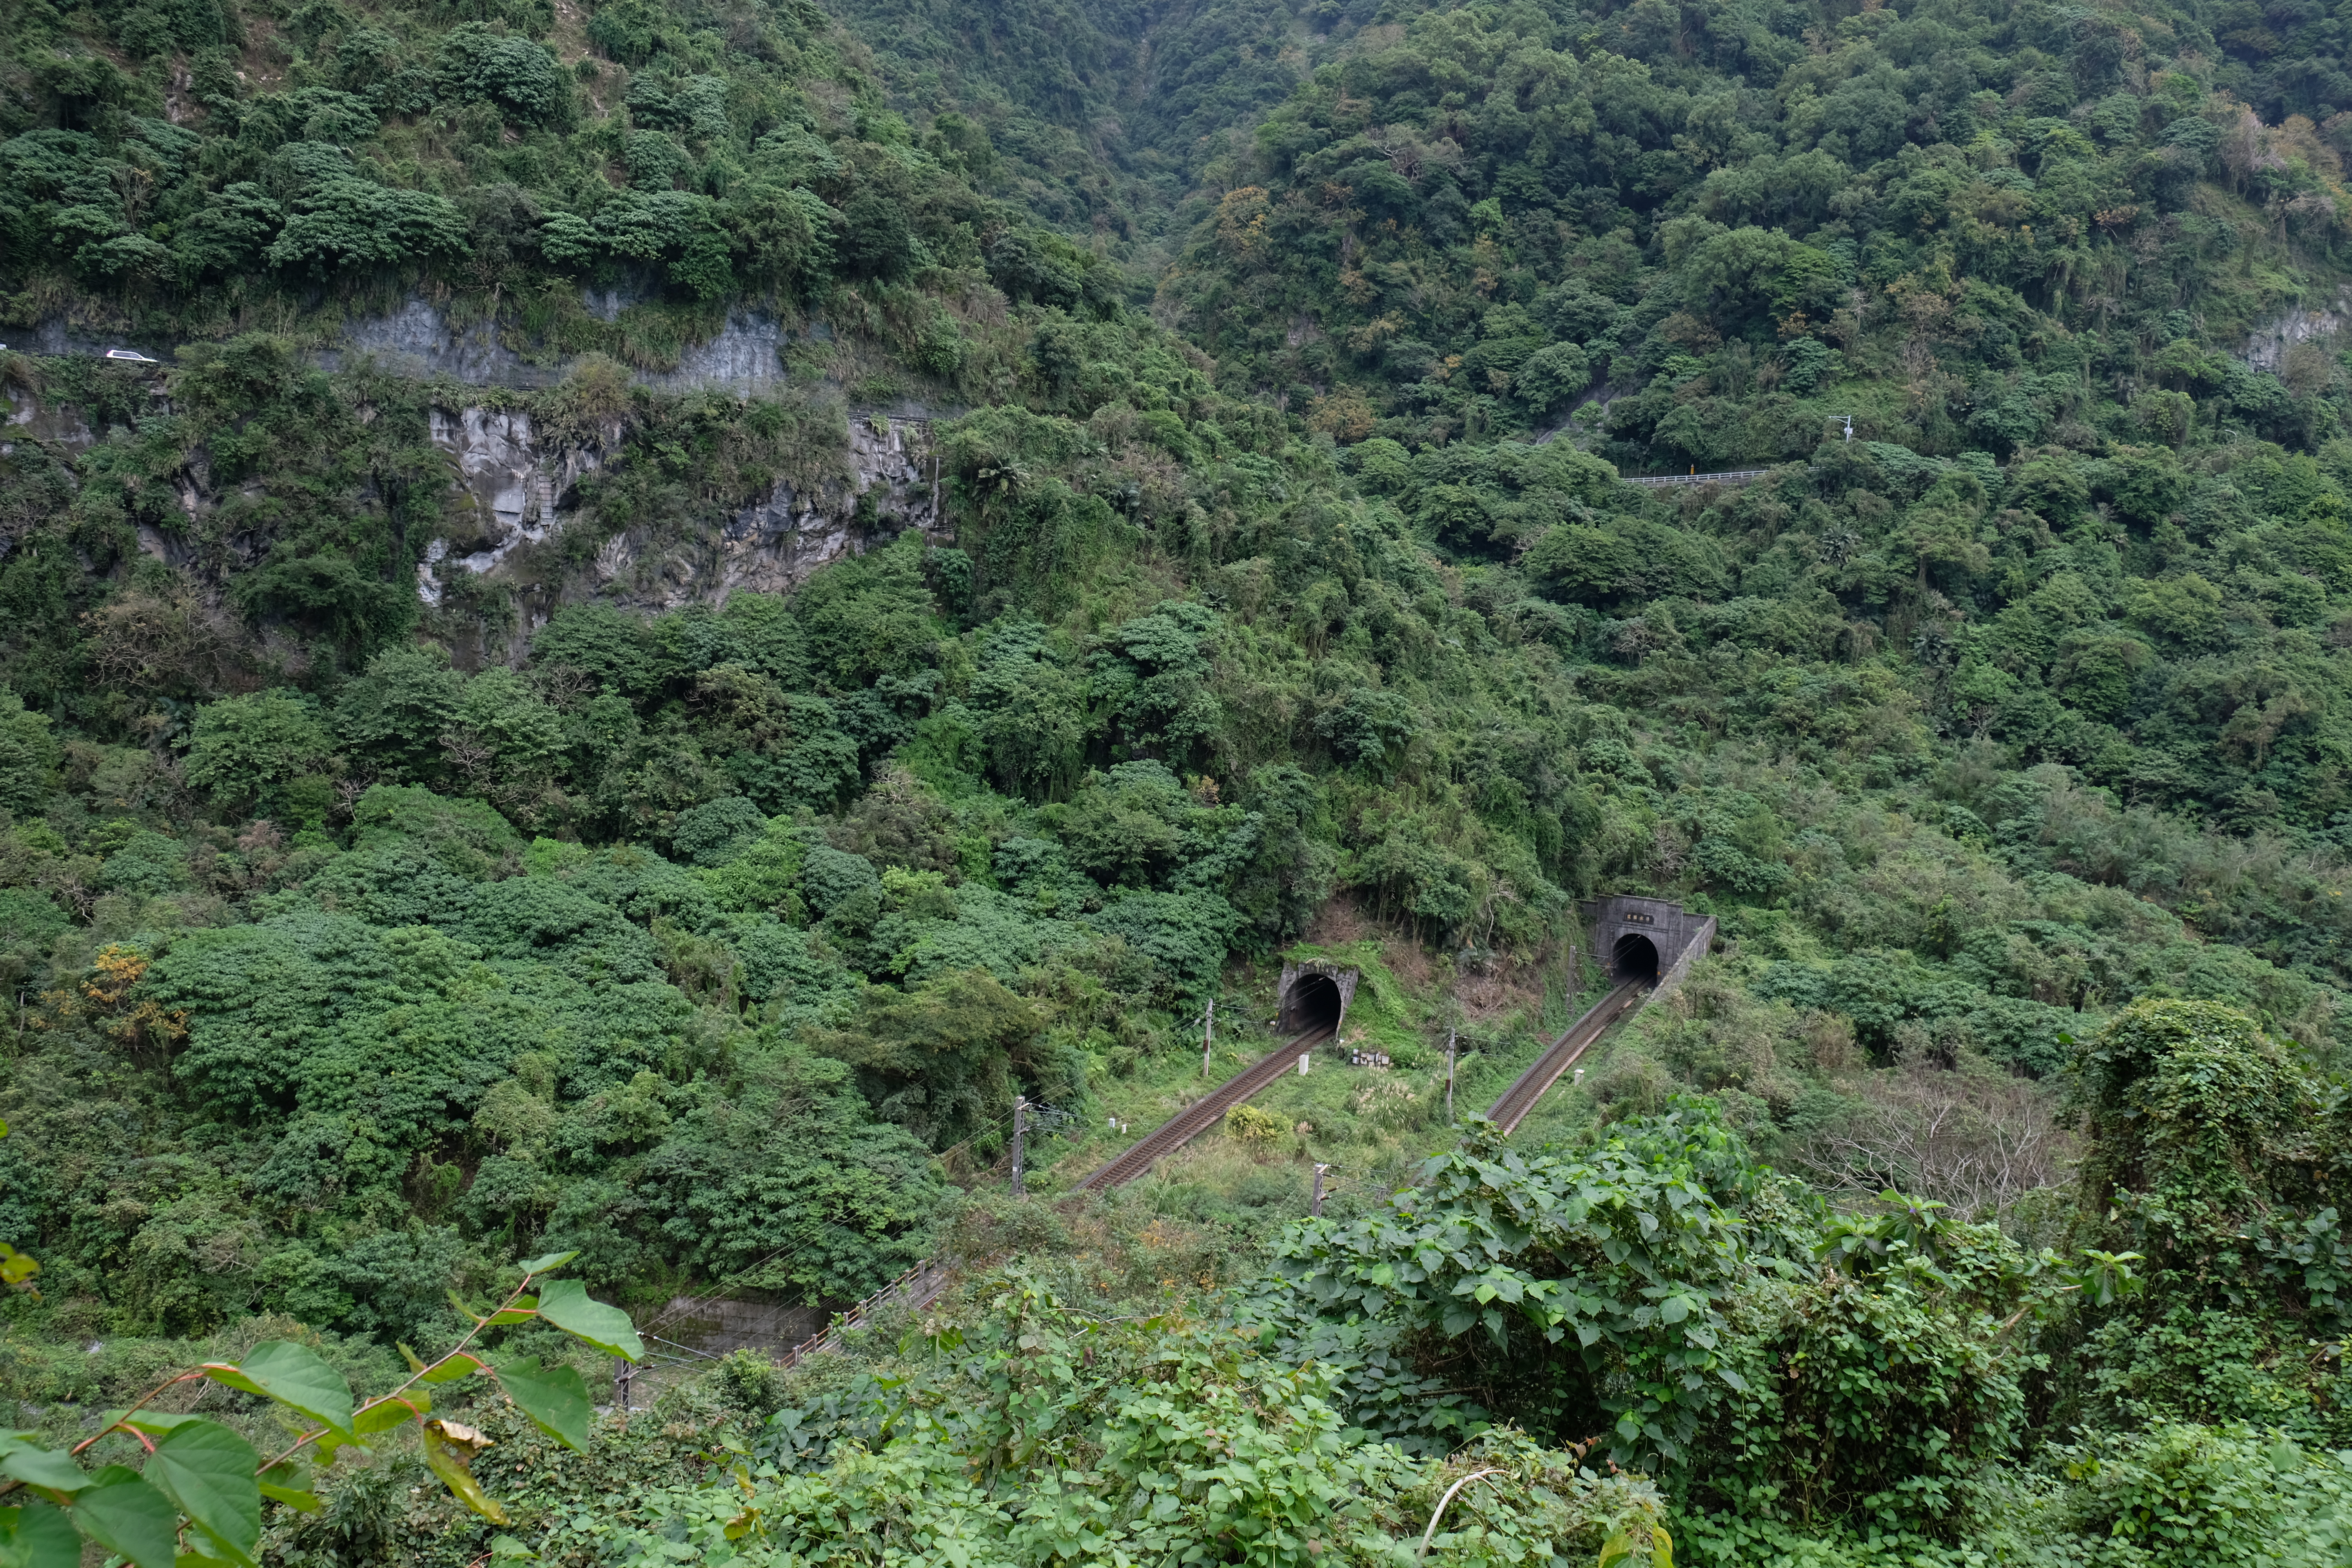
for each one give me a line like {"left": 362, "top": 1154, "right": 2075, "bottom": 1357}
{"left": 1621, "top": 468, "right": 1771, "bottom": 488}
{"left": 779, "top": 1258, "right": 954, "bottom": 1368}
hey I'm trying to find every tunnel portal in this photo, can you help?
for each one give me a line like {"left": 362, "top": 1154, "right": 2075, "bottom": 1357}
{"left": 1584, "top": 896, "right": 1716, "bottom": 996}
{"left": 1284, "top": 973, "right": 1344, "bottom": 1032}
{"left": 1612, "top": 933, "right": 1661, "bottom": 982}
{"left": 1276, "top": 962, "right": 1359, "bottom": 1036}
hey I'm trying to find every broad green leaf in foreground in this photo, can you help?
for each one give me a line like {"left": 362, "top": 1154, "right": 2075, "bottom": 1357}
{"left": 145, "top": 1419, "right": 261, "bottom": 1568}
{"left": 495, "top": 1357, "right": 593, "bottom": 1451}
{"left": 0, "top": 1499, "right": 79, "bottom": 1568}
{"left": 421, "top": 1354, "right": 487, "bottom": 1385}
{"left": 256, "top": 1462, "right": 320, "bottom": 1514}
{"left": 70, "top": 1469, "right": 178, "bottom": 1568}
{"left": 355, "top": 1392, "right": 428, "bottom": 1437}
{"left": 532, "top": 1279, "right": 643, "bottom": 1361}
{"left": 201, "top": 1342, "right": 354, "bottom": 1440}
{"left": 0, "top": 1443, "right": 89, "bottom": 1500}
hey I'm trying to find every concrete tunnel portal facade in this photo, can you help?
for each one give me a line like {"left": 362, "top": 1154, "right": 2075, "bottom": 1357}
{"left": 1277, "top": 960, "right": 1358, "bottom": 1035}
{"left": 1586, "top": 895, "right": 1716, "bottom": 992}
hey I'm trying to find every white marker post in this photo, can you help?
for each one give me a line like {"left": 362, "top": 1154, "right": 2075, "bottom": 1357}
{"left": 1202, "top": 998, "right": 1214, "bottom": 1078}
{"left": 1011, "top": 1097, "right": 1027, "bottom": 1197}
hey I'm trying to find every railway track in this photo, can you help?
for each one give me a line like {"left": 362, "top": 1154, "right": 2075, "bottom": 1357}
{"left": 1080, "top": 1025, "right": 1337, "bottom": 1190}
{"left": 1485, "top": 979, "right": 1650, "bottom": 1134}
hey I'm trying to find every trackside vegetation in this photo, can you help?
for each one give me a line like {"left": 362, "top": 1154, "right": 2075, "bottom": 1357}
{"left": 14, "top": 0, "right": 2352, "bottom": 1558}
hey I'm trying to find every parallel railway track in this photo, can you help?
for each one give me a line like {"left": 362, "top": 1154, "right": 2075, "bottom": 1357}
{"left": 1080, "top": 1025, "right": 1337, "bottom": 1190}
{"left": 752, "top": 988, "right": 1639, "bottom": 1370}
{"left": 1485, "top": 979, "right": 1650, "bottom": 1134}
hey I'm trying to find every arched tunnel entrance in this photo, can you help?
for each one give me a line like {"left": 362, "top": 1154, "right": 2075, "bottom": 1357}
{"left": 1612, "top": 933, "right": 1660, "bottom": 983}
{"left": 1281, "top": 972, "right": 1345, "bottom": 1034}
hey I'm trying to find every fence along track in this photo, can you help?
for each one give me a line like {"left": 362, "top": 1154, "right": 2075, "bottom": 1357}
{"left": 1620, "top": 469, "right": 1770, "bottom": 489}
{"left": 778, "top": 1258, "right": 953, "bottom": 1369}
{"left": 1080, "top": 1026, "right": 1338, "bottom": 1191}
{"left": 1485, "top": 980, "right": 1650, "bottom": 1135}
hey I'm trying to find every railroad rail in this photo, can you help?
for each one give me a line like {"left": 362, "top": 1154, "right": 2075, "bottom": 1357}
{"left": 1621, "top": 468, "right": 1770, "bottom": 489}
{"left": 1485, "top": 979, "right": 1651, "bottom": 1134}
{"left": 1080, "top": 1025, "right": 1338, "bottom": 1190}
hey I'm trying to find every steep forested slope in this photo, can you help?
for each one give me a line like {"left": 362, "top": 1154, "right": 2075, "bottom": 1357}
{"left": 10, "top": 0, "right": 2352, "bottom": 1561}
{"left": 0, "top": 0, "right": 1131, "bottom": 362}
{"left": 1162, "top": 0, "right": 2352, "bottom": 463}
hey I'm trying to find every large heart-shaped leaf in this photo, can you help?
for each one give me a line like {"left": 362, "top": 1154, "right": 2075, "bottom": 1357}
{"left": 0, "top": 1500, "right": 80, "bottom": 1568}
{"left": 0, "top": 1443, "right": 89, "bottom": 1500}
{"left": 201, "top": 1343, "right": 354, "bottom": 1440}
{"left": 146, "top": 1419, "right": 261, "bottom": 1568}
{"left": 532, "top": 1280, "right": 643, "bottom": 1361}
{"left": 71, "top": 1468, "right": 178, "bottom": 1568}
{"left": 494, "top": 1357, "right": 592, "bottom": 1452}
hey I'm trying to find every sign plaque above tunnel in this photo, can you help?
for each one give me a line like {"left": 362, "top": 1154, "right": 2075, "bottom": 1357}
{"left": 1585, "top": 896, "right": 1716, "bottom": 993}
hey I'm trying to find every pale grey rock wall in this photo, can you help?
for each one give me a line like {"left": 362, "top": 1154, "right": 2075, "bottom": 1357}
{"left": 8, "top": 302, "right": 953, "bottom": 639}
{"left": 2246, "top": 292, "right": 2351, "bottom": 372}
{"left": 418, "top": 401, "right": 940, "bottom": 616}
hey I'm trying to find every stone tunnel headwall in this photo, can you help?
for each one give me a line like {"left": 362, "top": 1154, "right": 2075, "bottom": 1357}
{"left": 1277, "top": 960, "right": 1359, "bottom": 1034}
{"left": 1584, "top": 896, "right": 1716, "bottom": 996}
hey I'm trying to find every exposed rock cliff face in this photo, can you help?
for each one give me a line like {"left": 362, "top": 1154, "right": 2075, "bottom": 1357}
{"left": 679, "top": 414, "right": 938, "bottom": 601}
{"left": 420, "top": 405, "right": 941, "bottom": 615}
{"left": 2246, "top": 292, "right": 2351, "bottom": 372}
{"left": 8, "top": 289, "right": 956, "bottom": 664}
{"left": 421, "top": 406, "right": 612, "bottom": 605}
{"left": 28, "top": 292, "right": 865, "bottom": 398}
{"left": 5, "top": 382, "right": 946, "bottom": 653}
{"left": 318, "top": 298, "right": 821, "bottom": 394}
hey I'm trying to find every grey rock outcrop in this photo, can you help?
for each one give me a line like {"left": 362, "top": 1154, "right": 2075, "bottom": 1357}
{"left": 420, "top": 403, "right": 941, "bottom": 613}
{"left": 586, "top": 414, "right": 941, "bottom": 610}
{"left": 2245, "top": 291, "right": 2351, "bottom": 372}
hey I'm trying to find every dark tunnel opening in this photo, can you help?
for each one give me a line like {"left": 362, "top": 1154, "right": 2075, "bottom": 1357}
{"left": 1283, "top": 973, "right": 1344, "bottom": 1034}
{"left": 1613, "top": 933, "right": 1660, "bottom": 983}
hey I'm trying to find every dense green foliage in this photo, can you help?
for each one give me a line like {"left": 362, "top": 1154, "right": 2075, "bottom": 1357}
{"left": 17, "top": 0, "right": 2352, "bottom": 1556}
{"left": 545, "top": 1279, "right": 1676, "bottom": 1568}
{"left": 1164, "top": 0, "right": 2352, "bottom": 463}
{"left": 0, "top": 1249, "right": 648, "bottom": 1568}
{"left": 0, "top": 0, "right": 1139, "bottom": 378}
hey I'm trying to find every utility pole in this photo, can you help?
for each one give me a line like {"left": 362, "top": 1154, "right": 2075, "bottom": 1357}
{"left": 1313, "top": 1163, "right": 1330, "bottom": 1217}
{"left": 1445, "top": 1027, "right": 1457, "bottom": 1123}
{"left": 1011, "top": 1097, "right": 1027, "bottom": 1197}
{"left": 1202, "top": 998, "right": 1214, "bottom": 1078}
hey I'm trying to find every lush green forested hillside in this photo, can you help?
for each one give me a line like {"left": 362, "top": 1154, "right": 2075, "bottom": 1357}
{"left": 13, "top": 0, "right": 2352, "bottom": 1559}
